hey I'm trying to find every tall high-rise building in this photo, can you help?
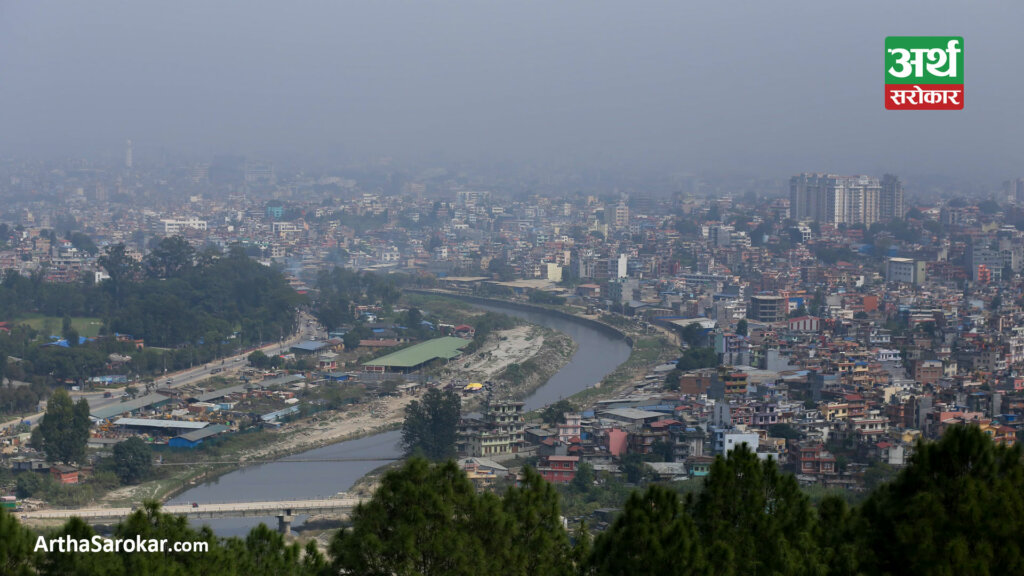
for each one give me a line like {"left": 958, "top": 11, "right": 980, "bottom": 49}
{"left": 244, "top": 161, "right": 275, "bottom": 184}
{"left": 615, "top": 254, "right": 628, "bottom": 278}
{"left": 880, "top": 174, "right": 905, "bottom": 220}
{"left": 1004, "top": 178, "right": 1024, "bottom": 204}
{"left": 125, "top": 139, "right": 133, "bottom": 170}
{"left": 190, "top": 163, "right": 210, "bottom": 184}
{"left": 789, "top": 174, "right": 822, "bottom": 222}
{"left": 789, "top": 173, "right": 883, "bottom": 226}
{"left": 605, "top": 201, "right": 629, "bottom": 229}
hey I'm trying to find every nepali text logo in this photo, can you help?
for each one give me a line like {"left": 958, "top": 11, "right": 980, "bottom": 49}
{"left": 885, "top": 36, "right": 963, "bottom": 110}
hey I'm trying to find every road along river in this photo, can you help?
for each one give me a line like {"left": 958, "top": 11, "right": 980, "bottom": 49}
{"left": 168, "top": 298, "right": 632, "bottom": 535}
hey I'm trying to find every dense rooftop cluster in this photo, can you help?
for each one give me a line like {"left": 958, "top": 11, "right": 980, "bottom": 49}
{"left": 1, "top": 156, "right": 1023, "bottom": 491}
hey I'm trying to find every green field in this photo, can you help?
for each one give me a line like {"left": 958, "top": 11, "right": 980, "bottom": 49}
{"left": 15, "top": 314, "right": 104, "bottom": 338}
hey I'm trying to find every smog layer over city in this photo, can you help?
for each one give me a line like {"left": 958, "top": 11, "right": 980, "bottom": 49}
{"left": 1, "top": 2, "right": 1023, "bottom": 575}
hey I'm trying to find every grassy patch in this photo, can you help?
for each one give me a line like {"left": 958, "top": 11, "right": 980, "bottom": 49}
{"left": 404, "top": 293, "right": 484, "bottom": 323}
{"left": 15, "top": 314, "right": 104, "bottom": 338}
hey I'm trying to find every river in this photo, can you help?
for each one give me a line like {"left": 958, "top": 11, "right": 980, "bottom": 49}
{"left": 168, "top": 299, "right": 632, "bottom": 536}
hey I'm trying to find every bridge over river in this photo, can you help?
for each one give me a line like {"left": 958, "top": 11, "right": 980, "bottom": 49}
{"left": 20, "top": 497, "right": 364, "bottom": 535}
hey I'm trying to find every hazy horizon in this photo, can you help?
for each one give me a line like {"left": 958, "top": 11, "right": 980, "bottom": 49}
{"left": 1, "top": 1, "right": 1022, "bottom": 182}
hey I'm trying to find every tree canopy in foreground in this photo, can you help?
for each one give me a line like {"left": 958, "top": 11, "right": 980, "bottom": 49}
{"left": 1, "top": 425, "right": 1022, "bottom": 576}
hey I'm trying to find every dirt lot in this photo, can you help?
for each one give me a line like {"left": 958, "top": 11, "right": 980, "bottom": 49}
{"left": 456, "top": 325, "right": 545, "bottom": 382}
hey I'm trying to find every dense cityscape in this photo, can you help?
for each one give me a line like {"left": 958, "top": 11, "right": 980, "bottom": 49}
{"left": 3, "top": 1, "right": 1023, "bottom": 574}
{"left": 0, "top": 148, "right": 1022, "bottom": 573}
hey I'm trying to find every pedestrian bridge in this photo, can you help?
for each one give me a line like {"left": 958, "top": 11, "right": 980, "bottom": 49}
{"left": 20, "top": 496, "right": 364, "bottom": 535}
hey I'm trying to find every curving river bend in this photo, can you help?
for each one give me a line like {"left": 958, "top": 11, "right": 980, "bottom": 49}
{"left": 168, "top": 299, "right": 632, "bottom": 535}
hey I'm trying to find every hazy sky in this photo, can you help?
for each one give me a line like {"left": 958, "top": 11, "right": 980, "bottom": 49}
{"left": 1, "top": 1, "right": 1021, "bottom": 180}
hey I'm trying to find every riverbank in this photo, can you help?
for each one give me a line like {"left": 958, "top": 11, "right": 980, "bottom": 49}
{"left": 95, "top": 323, "right": 574, "bottom": 508}
{"left": 407, "top": 291, "right": 669, "bottom": 412}
{"left": 406, "top": 290, "right": 630, "bottom": 342}
{"left": 567, "top": 334, "right": 679, "bottom": 409}
{"left": 84, "top": 295, "right": 633, "bottom": 512}
{"left": 503, "top": 327, "right": 577, "bottom": 401}
{"left": 291, "top": 323, "right": 673, "bottom": 540}
{"left": 455, "top": 326, "right": 577, "bottom": 407}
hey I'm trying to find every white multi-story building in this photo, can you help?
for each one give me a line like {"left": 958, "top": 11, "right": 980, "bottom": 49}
{"left": 877, "top": 349, "right": 901, "bottom": 362}
{"left": 160, "top": 218, "right": 207, "bottom": 234}
{"left": 377, "top": 246, "right": 401, "bottom": 263}
{"left": 1010, "top": 327, "right": 1024, "bottom": 365}
{"left": 272, "top": 222, "right": 300, "bottom": 236}
{"left": 613, "top": 254, "right": 628, "bottom": 279}
{"left": 790, "top": 173, "right": 887, "bottom": 226}
{"left": 711, "top": 427, "right": 759, "bottom": 456}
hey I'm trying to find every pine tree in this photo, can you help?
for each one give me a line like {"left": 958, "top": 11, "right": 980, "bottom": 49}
{"left": 400, "top": 388, "right": 461, "bottom": 460}
{"left": 39, "top": 389, "right": 91, "bottom": 464}
{"left": 572, "top": 520, "right": 593, "bottom": 576}
{"left": 37, "top": 516, "right": 124, "bottom": 576}
{"left": 589, "top": 485, "right": 706, "bottom": 576}
{"left": 114, "top": 501, "right": 215, "bottom": 576}
{"left": 300, "top": 540, "right": 328, "bottom": 575}
{"left": 689, "top": 444, "right": 821, "bottom": 576}
{"left": 502, "top": 466, "right": 574, "bottom": 576}
{"left": 0, "top": 507, "right": 36, "bottom": 576}
{"left": 860, "top": 425, "right": 1024, "bottom": 576}
{"left": 330, "top": 458, "right": 505, "bottom": 576}
{"left": 815, "top": 496, "right": 861, "bottom": 576}
{"left": 238, "top": 523, "right": 303, "bottom": 575}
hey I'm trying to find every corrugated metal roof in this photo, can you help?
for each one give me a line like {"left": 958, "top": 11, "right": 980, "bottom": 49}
{"left": 90, "top": 393, "right": 172, "bottom": 420}
{"left": 194, "top": 384, "right": 249, "bottom": 403}
{"left": 113, "top": 418, "right": 208, "bottom": 430}
{"left": 291, "top": 340, "right": 327, "bottom": 352}
{"left": 175, "top": 424, "right": 230, "bottom": 442}
{"left": 261, "top": 374, "right": 306, "bottom": 387}
{"left": 261, "top": 405, "right": 300, "bottom": 422}
{"left": 599, "top": 407, "right": 667, "bottom": 421}
{"left": 363, "top": 337, "right": 468, "bottom": 368}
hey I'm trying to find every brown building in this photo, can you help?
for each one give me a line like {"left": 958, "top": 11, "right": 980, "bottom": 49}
{"left": 913, "top": 359, "right": 943, "bottom": 387}
{"left": 680, "top": 370, "right": 715, "bottom": 395}
{"left": 790, "top": 442, "right": 837, "bottom": 477}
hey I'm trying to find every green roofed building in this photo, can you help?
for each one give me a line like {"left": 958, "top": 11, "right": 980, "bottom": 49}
{"left": 363, "top": 336, "right": 470, "bottom": 373}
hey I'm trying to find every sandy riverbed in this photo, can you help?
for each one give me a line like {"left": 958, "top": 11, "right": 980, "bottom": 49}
{"left": 454, "top": 325, "right": 545, "bottom": 382}
{"left": 98, "top": 325, "right": 563, "bottom": 506}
